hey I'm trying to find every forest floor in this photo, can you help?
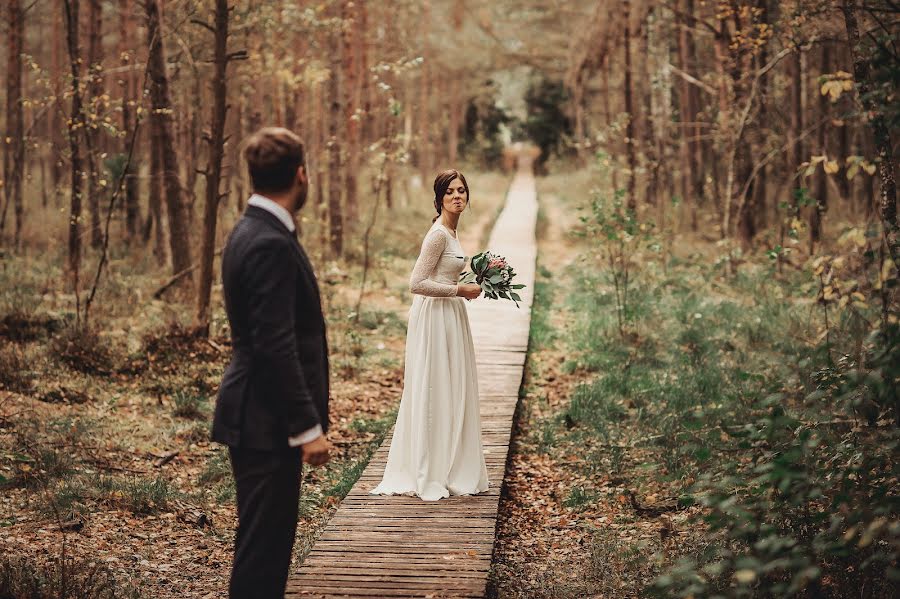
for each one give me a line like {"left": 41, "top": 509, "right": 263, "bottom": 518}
{"left": 0, "top": 170, "right": 510, "bottom": 598}
{"left": 487, "top": 168, "right": 851, "bottom": 597}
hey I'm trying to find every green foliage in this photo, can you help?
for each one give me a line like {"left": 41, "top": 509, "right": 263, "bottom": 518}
{"left": 652, "top": 323, "right": 900, "bottom": 598}
{"left": 355, "top": 309, "right": 405, "bottom": 334}
{"left": 577, "top": 181, "right": 657, "bottom": 339}
{"left": 563, "top": 485, "right": 599, "bottom": 510}
{"left": 171, "top": 390, "right": 208, "bottom": 420}
{"left": 199, "top": 448, "right": 234, "bottom": 504}
{"left": 460, "top": 79, "right": 513, "bottom": 169}
{"left": 347, "top": 411, "right": 396, "bottom": 436}
{"left": 324, "top": 458, "right": 368, "bottom": 500}
{"left": 566, "top": 376, "right": 626, "bottom": 441}
{"left": 103, "top": 153, "right": 129, "bottom": 184}
{"left": 103, "top": 475, "right": 177, "bottom": 514}
{"left": 523, "top": 77, "right": 573, "bottom": 171}
{"left": 44, "top": 473, "right": 178, "bottom": 516}
{"left": 461, "top": 251, "right": 525, "bottom": 306}
{"left": 528, "top": 278, "right": 557, "bottom": 350}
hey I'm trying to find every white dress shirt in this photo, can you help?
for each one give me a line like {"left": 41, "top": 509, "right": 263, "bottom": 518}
{"left": 247, "top": 193, "right": 323, "bottom": 448}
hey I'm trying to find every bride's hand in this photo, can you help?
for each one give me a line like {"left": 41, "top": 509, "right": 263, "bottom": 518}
{"left": 457, "top": 283, "right": 481, "bottom": 300}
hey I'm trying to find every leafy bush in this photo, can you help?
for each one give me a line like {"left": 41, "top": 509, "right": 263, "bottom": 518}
{"left": 652, "top": 324, "right": 900, "bottom": 598}
{"left": 460, "top": 79, "right": 514, "bottom": 169}
{"left": 523, "top": 77, "right": 573, "bottom": 172}
{"left": 576, "top": 182, "right": 658, "bottom": 339}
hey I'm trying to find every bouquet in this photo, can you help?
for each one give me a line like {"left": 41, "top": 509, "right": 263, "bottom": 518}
{"left": 460, "top": 251, "right": 526, "bottom": 308}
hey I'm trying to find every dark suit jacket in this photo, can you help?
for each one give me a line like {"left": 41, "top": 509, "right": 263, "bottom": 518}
{"left": 212, "top": 205, "right": 329, "bottom": 450}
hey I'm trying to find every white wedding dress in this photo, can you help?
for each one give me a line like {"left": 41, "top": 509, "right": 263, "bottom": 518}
{"left": 370, "top": 222, "right": 490, "bottom": 501}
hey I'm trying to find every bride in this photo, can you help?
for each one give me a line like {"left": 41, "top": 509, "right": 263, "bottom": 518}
{"left": 370, "top": 169, "right": 490, "bottom": 501}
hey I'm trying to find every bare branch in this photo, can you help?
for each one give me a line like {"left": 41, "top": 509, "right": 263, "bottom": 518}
{"left": 666, "top": 62, "right": 717, "bottom": 95}
{"left": 190, "top": 18, "right": 215, "bottom": 33}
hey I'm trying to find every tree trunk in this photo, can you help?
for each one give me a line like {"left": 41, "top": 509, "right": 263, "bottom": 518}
{"left": 448, "top": 74, "right": 462, "bottom": 166}
{"left": 684, "top": 0, "right": 703, "bottom": 230}
{"left": 810, "top": 41, "right": 830, "bottom": 251}
{"left": 789, "top": 50, "right": 805, "bottom": 195}
{"left": 119, "top": 0, "right": 141, "bottom": 239}
{"left": 2, "top": 0, "right": 25, "bottom": 249}
{"left": 738, "top": 0, "right": 770, "bottom": 245}
{"left": 417, "top": 0, "right": 432, "bottom": 186}
{"left": 358, "top": 0, "right": 372, "bottom": 149}
{"left": 714, "top": 18, "right": 733, "bottom": 239}
{"left": 184, "top": 78, "right": 201, "bottom": 229}
{"left": 145, "top": 115, "right": 166, "bottom": 266}
{"left": 639, "top": 5, "right": 657, "bottom": 207}
{"left": 751, "top": 0, "right": 770, "bottom": 234}
{"left": 233, "top": 94, "right": 246, "bottom": 215}
{"left": 63, "top": 0, "right": 85, "bottom": 290}
{"left": 146, "top": 0, "right": 194, "bottom": 287}
{"left": 195, "top": 0, "right": 230, "bottom": 333}
{"left": 623, "top": 0, "right": 637, "bottom": 212}
{"left": 86, "top": 0, "right": 104, "bottom": 248}
{"left": 601, "top": 58, "right": 619, "bottom": 193}
{"left": 342, "top": 0, "right": 360, "bottom": 227}
{"left": 676, "top": 1, "right": 693, "bottom": 212}
{"left": 328, "top": 20, "right": 344, "bottom": 257}
{"left": 51, "top": 15, "right": 65, "bottom": 201}
{"left": 841, "top": 1, "right": 899, "bottom": 270}
{"left": 314, "top": 81, "right": 328, "bottom": 251}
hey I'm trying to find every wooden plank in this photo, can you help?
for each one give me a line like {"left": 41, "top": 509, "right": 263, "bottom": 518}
{"left": 286, "top": 589, "right": 483, "bottom": 599}
{"left": 288, "top": 162, "right": 537, "bottom": 598}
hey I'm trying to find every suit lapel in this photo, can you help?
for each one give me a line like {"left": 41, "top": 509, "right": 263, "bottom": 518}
{"left": 244, "top": 205, "right": 322, "bottom": 306}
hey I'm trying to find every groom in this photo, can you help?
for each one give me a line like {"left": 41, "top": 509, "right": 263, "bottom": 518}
{"left": 212, "top": 127, "right": 331, "bottom": 598}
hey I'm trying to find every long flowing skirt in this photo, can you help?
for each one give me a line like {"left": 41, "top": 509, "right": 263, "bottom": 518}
{"left": 370, "top": 295, "right": 489, "bottom": 501}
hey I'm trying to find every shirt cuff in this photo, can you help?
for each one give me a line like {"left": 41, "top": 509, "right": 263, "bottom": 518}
{"left": 288, "top": 424, "right": 323, "bottom": 447}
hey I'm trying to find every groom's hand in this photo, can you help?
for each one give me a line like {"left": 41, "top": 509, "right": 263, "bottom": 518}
{"left": 301, "top": 435, "right": 331, "bottom": 466}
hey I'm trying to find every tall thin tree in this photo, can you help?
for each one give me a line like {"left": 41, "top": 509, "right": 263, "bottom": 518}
{"left": 119, "top": 0, "right": 141, "bottom": 239}
{"left": 195, "top": 0, "right": 236, "bottom": 332}
{"left": 328, "top": 15, "right": 344, "bottom": 257}
{"left": 342, "top": 0, "right": 361, "bottom": 226}
{"left": 146, "top": 0, "right": 194, "bottom": 288}
{"left": 63, "top": 0, "right": 86, "bottom": 293}
{"left": 86, "top": 0, "right": 104, "bottom": 248}
{"left": 623, "top": 0, "right": 637, "bottom": 212}
{"left": 2, "top": 0, "right": 25, "bottom": 248}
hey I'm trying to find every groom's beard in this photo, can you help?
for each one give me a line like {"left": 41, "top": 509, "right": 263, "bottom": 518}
{"left": 293, "top": 183, "right": 308, "bottom": 213}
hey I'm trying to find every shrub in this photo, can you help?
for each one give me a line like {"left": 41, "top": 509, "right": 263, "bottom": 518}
{"left": 0, "top": 341, "right": 32, "bottom": 393}
{"left": 171, "top": 391, "right": 207, "bottom": 420}
{"left": 651, "top": 324, "right": 900, "bottom": 598}
{"left": 48, "top": 325, "right": 116, "bottom": 375}
{"left": 0, "top": 554, "right": 143, "bottom": 599}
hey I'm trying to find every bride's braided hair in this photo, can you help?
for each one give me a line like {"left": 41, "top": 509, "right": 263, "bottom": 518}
{"left": 432, "top": 169, "right": 470, "bottom": 223}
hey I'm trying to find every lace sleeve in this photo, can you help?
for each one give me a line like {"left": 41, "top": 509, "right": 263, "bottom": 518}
{"left": 409, "top": 229, "right": 459, "bottom": 298}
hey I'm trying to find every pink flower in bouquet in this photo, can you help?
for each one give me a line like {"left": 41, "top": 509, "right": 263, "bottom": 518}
{"left": 488, "top": 257, "right": 507, "bottom": 269}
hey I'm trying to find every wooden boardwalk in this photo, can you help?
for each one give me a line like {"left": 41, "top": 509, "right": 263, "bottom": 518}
{"left": 287, "top": 159, "right": 538, "bottom": 598}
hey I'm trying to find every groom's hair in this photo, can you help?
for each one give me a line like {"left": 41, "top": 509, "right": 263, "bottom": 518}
{"left": 244, "top": 127, "right": 305, "bottom": 194}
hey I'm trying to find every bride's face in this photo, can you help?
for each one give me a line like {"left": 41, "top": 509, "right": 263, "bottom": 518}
{"left": 442, "top": 177, "right": 468, "bottom": 215}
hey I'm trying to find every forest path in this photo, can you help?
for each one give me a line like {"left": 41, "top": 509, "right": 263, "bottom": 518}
{"left": 286, "top": 155, "right": 538, "bottom": 598}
